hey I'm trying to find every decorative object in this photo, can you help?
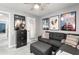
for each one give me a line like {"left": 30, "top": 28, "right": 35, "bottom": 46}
{"left": 42, "top": 18, "right": 49, "bottom": 30}
{"left": 14, "top": 14, "right": 26, "bottom": 30}
{"left": 49, "top": 15, "right": 59, "bottom": 30}
{"left": 60, "top": 11, "right": 76, "bottom": 31}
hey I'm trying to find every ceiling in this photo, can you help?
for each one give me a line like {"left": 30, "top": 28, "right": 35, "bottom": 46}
{"left": 0, "top": 3, "right": 78, "bottom": 17}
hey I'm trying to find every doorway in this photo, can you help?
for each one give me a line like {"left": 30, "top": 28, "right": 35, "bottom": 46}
{"left": 26, "top": 17, "right": 36, "bottom": 43}
{"left": 0, "top": 11, "right": 9, "bottom": 48}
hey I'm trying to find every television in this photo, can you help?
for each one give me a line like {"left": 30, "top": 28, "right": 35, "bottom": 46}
{"left": 0, "top": 23, "right": 5, "bottom": 33}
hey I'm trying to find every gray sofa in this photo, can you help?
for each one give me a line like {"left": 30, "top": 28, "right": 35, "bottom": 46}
{"left": 58, "top": 44, "right": 79, "bottom": 55}
{"left": 30, "top": 32, "right": 67, "bottom": 55}
{"left": 39, "top": 32, "right": 66, "bottom": 47}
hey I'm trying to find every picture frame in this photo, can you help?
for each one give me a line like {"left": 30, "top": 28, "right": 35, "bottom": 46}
{"left": 14, "top": 14, "right": 26, "bottom": 30}
{"left": 49, "top": 15, "right": 59, "bottom": 30}
{"left": 42, "top": 18, "right": 49, "bottom": 30}
{"left": 60, "top": 11, "right": 76, "bottom": 31}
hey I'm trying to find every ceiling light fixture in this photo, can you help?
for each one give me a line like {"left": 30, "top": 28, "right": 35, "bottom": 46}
{"left": 24, "top": 3, "right": 49, "bottom": 11}
{"left": 34, "top": 4, "right": 40, "bottom": 10}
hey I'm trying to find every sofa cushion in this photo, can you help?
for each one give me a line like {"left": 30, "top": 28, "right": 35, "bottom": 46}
{"left": 31, "top": 41, "right": 52, "bottom": 55}
{"left": 49, "top": 32, "right": 66, "bottom": 41}
{"left": 49, "top": 39, "right": 62, "bottom": 47}
{"left": 39, "top": 38, "right": 50, "bottom": 43}
{"left": 39, "top": 38, "right": 61, "bottom": 47}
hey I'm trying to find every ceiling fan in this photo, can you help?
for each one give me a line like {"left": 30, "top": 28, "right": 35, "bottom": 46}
{"left": 24, "top": 3, "right": 49, "bottom": 11}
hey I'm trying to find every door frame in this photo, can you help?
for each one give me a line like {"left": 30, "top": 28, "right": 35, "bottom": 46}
{"left": 0, "top": 11, "right": 10, "bottom": 48}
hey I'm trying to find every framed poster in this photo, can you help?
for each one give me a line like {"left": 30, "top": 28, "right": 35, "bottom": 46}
{"left": 60, "top": 11, "right": 76, "bottom": 31}
{"left": 49, "top": 15, "right": 59, "bottom": 30}
{"left": 42, "top": 18, "right": 49, "bottom": 30}
{"left": 14, "top": 14, "right": 26, "bottom": 30}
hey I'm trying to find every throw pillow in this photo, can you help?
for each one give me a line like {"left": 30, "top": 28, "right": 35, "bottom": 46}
{"left": 65, "top": 39, "right": 78, "bottom": 47}
{"left": 42, "top": 31, "right": 49, "bottom": 39}
{"left": 65, "top": 35, "right": 79, "bottom": 48}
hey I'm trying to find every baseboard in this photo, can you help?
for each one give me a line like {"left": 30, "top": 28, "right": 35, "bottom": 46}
{"left": 9, "top": 44, "right": 16, "bottom": 48}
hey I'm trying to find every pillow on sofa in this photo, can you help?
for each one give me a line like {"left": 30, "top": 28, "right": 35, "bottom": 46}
{"left": 65, "top": 35, "right": 79, "bottom": 48}
{"left": 42, "top": 31, "right": 49, "bottom": 39}
{"left": 65, "top": 39, "right": 78, "bottom": 48}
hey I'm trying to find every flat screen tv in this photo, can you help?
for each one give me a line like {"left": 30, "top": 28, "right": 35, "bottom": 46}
{"left": 0, "top": 23, "right": 5, "bottom": 33}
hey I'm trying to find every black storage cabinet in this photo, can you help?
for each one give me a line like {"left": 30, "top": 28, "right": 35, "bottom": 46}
{"left": 16, "top": 30, "right": 27, "bottom": 48}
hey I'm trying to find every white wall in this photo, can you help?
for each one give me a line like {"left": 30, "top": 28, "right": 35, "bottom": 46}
{"left": 37, "top": 4, "right": 79, "bottom": 36}
{"left": 0, "top": 5, "right": 37, "bottom": 48}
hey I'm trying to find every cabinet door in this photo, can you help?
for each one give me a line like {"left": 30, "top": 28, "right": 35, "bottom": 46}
{"left": 16, "top": 30, "right": 27, "bottom": 48}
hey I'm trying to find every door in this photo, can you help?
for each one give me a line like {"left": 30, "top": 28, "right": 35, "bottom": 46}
{"left": 26, "top": 17, "right": 36, "bottom": 43}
